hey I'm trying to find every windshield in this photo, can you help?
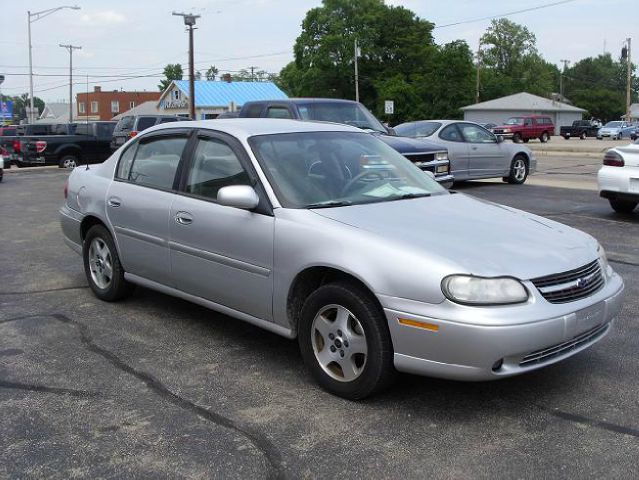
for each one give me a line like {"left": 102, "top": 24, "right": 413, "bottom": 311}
{"left": 250, "top": 131, "right": 446, "bottom": 209}
{"left": 505, "top": 117, "right": 525, "bottom": 125}
{"left": 604, "top": 121, "right": 623, "bottom": 128}
{"left": 296, "top": 102, "right": 387, "bottom": 133}
{"left": 395, "top": 122, "right": 441, "bottom": 138}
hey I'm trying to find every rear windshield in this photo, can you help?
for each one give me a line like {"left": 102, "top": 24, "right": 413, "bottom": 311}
{"left": 115, "top": 116, "right": 134, "bottom": 131}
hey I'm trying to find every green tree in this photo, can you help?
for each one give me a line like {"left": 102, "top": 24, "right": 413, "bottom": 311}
{"left": 158, "top": 63, "right": 183, "bottom": 91}
{"left": 279, "top": 0, "right": 470, "bottom": 123}
{"left": 205, "top": 65, "right": 219, "bottom": 81}
{"left": 225, "top": 67, "right": 277, "bottom": 82}
{"left": 563, "top": 53, "right": 637, "bottom": 121}
{"left": 478, "top": 19, "right": 558, "bottom": 100}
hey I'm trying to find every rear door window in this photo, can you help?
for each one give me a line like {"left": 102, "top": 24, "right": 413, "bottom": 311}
{"left": 126, "top": 136, "right": 188, "bottom": 190}
{"left": 439, "top": 124, "right": 463, "bottom": 142}
{"left": 266, "top": 106, "right": 293, "bottom": 119}
{"left": 159, "top": 117, "right": 178, "bottom": 124}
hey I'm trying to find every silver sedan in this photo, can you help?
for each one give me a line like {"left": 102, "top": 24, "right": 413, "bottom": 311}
{"left": 394, "top": 120, "right": 536, "bottom": 183}
{"left": 60, "top": 119, "right": 623, "bottom": 399}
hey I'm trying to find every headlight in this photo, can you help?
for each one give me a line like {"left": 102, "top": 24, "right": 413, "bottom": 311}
{"left": 503, "top": 128, "right": 511, "bottom": 133}
{"left": 442, "top": 275, "right": 529, "bottom": 305}
{"left": 598, "top": 244, "right": 613, "bottom": 278}
{"left": 435, "top": 151, "right": 448, "bottom": 161}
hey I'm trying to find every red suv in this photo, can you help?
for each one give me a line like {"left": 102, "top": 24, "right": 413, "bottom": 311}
{"left": 493, "top": 115, "right": 554, "bottom": 143}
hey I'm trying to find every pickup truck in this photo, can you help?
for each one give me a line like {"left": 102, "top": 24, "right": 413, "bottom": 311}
{"left": 1, "top": 123, "right": 74, "bottom": 167}
{"left": 237, "top": 98, "right": 454, "bottom": 186}
{"left": 20, "top": 121, "right": 116, "bottom": 168}
{"left": 492, "top": 115, "right": 554, "bottom": 143}
{"left": 560, "top": 120, "right": 601, "bottom": 140}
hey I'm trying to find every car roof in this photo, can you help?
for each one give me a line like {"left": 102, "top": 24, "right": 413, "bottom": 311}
{"left": 142, "top": 118, "right": 363, "bottom": 139}
{"left": 245, "top": 98, "right": 359, "bottom": 105}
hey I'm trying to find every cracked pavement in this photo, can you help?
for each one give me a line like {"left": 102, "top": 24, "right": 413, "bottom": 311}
{"left": 1, "top": 167, "right": 638, "bottom": 479}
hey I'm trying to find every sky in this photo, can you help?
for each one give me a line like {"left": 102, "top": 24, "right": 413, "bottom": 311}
{"left": 0, "top": 0, "right": 634, "bottom": 103}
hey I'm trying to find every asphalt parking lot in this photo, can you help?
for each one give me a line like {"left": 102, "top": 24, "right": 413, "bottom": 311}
{"left": 1, "top": 161, "right": 638, "bottom": 480}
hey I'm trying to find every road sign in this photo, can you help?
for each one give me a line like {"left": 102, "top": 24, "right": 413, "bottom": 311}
{"left": 384, "top": 100, "right": 394, "bottom": 115}
{"left": 1, "top": 101, "right": 13, "bottom": 120}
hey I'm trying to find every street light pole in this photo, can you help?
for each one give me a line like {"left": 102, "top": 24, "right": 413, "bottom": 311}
{"left": 27, "top": 5, "right": 80, "bottom": 123}
{"left": 172, "top": 12, "right": 200, "bottom": 120}
{"left": 354, "top": 39, "right": 360, "bottom": 103}
{"left": 60, "top": 44, "right": 82, "bottom": 122}
{"left": 626, "top": 38, "right": 632, "bottom": 122}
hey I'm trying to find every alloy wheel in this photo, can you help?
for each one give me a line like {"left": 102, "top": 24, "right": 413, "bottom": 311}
{"left": 88, "top": 237, "right": 113, "bottom": 289}
{"left": 513, "top": 158, "right": 527, "bottom": 182}
{"left": 311, "top": 304, "right": 368, "bottom": 382}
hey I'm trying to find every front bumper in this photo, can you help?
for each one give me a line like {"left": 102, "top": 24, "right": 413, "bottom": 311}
{"left": 598, "top": 165, "right": 639, "bottom": 200}
{"left": 380, "top": 271, "right": 624, "bottom": 381}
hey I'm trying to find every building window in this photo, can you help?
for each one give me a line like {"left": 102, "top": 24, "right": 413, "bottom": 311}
{"left": 129, "top": 101, "right": 135, "bottom": 109}
{"left": 91, "top": 101, "right": 99, "bottom": 113}
{"left": 111, "top": 101, "right": 120, "bottom": 113}
{"left": 173, "top": 90, "right": 180, "bottom": 100}
{"left": 79, "top": 102, "right": 85, "bottom": 113}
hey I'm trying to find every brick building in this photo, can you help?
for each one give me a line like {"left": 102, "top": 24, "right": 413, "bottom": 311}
{"left": 76, "top": 86, "right": 161, "bottom": 121}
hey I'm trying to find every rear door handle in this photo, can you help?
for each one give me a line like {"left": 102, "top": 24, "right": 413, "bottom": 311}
{"left": 107, "top": 197, "right": 121, "bottom": 208}
{"left": 175, "top": 211, "right": 193, "bottom": 225}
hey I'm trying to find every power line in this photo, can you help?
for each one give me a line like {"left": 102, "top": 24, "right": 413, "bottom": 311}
{"left": 434, "top": 0, "right": 579, "bottom": 29}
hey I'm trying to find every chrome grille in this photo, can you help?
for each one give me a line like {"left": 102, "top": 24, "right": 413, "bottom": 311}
{"left": 404, "top": 153, "right": 435, "bottom": 171}
{"left": 519, "top": 322, "right": 609, "bottom": 367}
{"left": 531, "top": 260, "right": 604, "bottom": 304}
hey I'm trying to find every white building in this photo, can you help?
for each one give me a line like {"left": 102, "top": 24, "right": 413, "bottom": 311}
{"left": 461, "top": 92, "right": 586, "bottom": 135}
{"left": 158, "top": 80, "right": 288, "bottom": 119}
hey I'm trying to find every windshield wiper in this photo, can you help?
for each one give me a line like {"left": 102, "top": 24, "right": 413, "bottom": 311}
{"left": 395, "top": 192, "right": 432, "bottom": 200}
{"left": 306, "top": 200, "right": 353, "bottom": 209}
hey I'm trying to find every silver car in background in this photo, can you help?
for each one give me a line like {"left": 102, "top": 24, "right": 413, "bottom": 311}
{"left": 60, "top": 119, "right": 623, "bottom": 399}
{"left": 394, "top": 120, "right": 536, "bottom": 184}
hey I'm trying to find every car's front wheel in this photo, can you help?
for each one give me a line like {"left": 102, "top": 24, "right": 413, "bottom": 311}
{"left": 609, "top": 198, "right": 637, "bottom": 214}
{"left": 83, "top": 225, "right": 135, "bottom": 301}
{"left": 298, "top": 281, "right": 395, "bottom": 400}
{"left": 505, "top": 155, "right": 529, "bottom": 184}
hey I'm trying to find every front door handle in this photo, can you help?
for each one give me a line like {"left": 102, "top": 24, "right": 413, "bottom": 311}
{"left": 107, "top": 197, "right": 121, "bottom": 208}
{"left": 175, "top": 211, "right": 193, "bottom": 225}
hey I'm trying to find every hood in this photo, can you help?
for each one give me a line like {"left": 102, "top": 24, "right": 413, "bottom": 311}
{"left": 312, "top": 193, "right": 597, "bottom": 280}
{"left": 600, "top": 127, "right": 620, "bottom": 133}
{"left": 377, "top": 134, "right": 446, "bottom": 154}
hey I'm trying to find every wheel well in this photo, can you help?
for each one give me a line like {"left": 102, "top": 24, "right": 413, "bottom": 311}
{"left": 287, "top": 267, "right": 381, "bottom": 333}
{"left": 514, "top": 152, "right": 529, "bottom": 165}
{"left": 80, "top": 215, "right": 105, "bottom": 241}
{"left": 58, "top": 148, "right": 81, "bottom": 160}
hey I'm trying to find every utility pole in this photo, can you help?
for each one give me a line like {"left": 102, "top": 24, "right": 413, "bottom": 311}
{"left": 354, "top": 39, "right": 360, "bottom": 103}
{"left": 560, "top": 59, "right": 570, "bottom": 101}
{"left": 249, "top": 66, "right": 256, "bottom": 81}
{"left": 172, "top": 11, "right": 200, "bottom": 120}
{"left": 625, "top": 38, "right": 632, "bottom": 122}
{"left": 475, "top": 40, "right": 482, "bottom": 104}
{"left": 59, "top": 44, "right": 81, "bottom": 122}
{"left": 27, "top": 6, "right": 81, "bottom": 123}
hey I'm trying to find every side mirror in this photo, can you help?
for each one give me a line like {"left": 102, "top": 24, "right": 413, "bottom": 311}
{"left": 217, "top": 185, "right": 259, "bottom": 210}
{"left": 495, "top": 135, "right": 504, "bottom": 143}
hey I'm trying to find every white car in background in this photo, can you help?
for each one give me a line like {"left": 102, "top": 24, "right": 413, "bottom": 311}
{"left": 598, "top": 140, "right": 639, "bottom": 213}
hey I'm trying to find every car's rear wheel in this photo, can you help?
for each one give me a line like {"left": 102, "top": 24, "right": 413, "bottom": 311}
{"left": 609, "top": 198, "right": 637, "bottom": 214}
{"left": 512, "top": 133, "right": 523, "bottom": 143}
{"left": 59, "top": 155, "right": 78, "bottom": 169}
{"left": 83, "top": 225, "right": 135, "bottom": 301}
{"left": 506, "top": 155, "right": 529, "bottom": 184}
{"left": 540, "top": 131, "right": 550, "bottom": 143}
{"left": 580, "top": 131, "right": 587, "bottom": 140}
{"left": 298, "top": 281, "right": 395, "bottom": 400}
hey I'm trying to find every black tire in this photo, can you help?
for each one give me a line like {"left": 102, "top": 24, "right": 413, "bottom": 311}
{"left": 506, "top": 155, "right": 529, "bottom": 184}
{"left": 580, "top": 131, "right": 587, "bottom": 140}
{"left": 83, "top": 225, "right": 135, "bottom": 301}
{"left": 16, "top": 161, "right": 26, "bottom": 168}
{"left": 618, "top": 133, "right": 623, "bottom": 140}
{"left": 523, "top": 138, "right": 530, "bottom": 143}
{"left": 298, "top": 280, "right": 395, "bottom": 400}
{"left": 609, "top": 198, "right": 637, "bottom": 214}
{"left": 540, "top": 131, "right": 549, "bottom": 143}
{"left": 563, "top": 135, "right": 570, "bottom": 140}
{"left": 512, "top": 133, "right": 523, "bottom": 143}
{"left": 59, "top": 155, "right": 78, "bottom": 169}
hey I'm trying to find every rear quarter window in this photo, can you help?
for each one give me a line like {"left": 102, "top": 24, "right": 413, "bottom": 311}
{"left": 136, "top": 117, "right": 158, "bottom": 131}
{"left": 243, "top": 103, "right": 264, "bottom": 118}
